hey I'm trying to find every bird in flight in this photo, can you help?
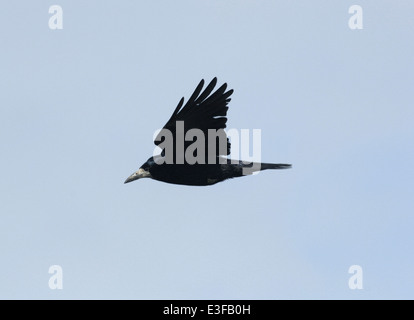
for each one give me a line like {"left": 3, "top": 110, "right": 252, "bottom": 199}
{"left": 124, "top": 78, "right": 291, "bottom": 186}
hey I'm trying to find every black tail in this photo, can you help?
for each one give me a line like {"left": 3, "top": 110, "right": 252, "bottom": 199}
{"left": 260, "top": 163, "right": 292, "bottom": 170}
{"left": 237, "top": 161, "right": 292, "bottom": 175}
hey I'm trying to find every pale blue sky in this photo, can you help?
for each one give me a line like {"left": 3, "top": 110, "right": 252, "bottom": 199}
{"left": 0, "top": 1, "right": 413, "bottom": 299}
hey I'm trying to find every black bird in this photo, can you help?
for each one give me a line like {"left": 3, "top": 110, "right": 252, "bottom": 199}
{"left": 124, "top": 78, "right": 291, "bottom": 186}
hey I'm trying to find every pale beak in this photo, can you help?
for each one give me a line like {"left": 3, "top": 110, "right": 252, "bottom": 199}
{"left": 124, "top": 168, "right": 151, "bottom": 184}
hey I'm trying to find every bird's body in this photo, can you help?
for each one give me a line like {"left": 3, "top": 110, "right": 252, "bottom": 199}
{"left": 125, "top": 78, "right": 291, "bottom": 186}
{"left": 140, "top": 156, "right": 291, "bottom": 186}
{"left": 145, "top": 157, "right": 234, "bottom": 186}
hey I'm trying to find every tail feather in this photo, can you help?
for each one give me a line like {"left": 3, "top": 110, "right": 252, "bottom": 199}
{"left": 237, "top": 160, "right": 292, "bottom": 175}
{"left": 260, "top": 163, "right": 292, "bottom": 170}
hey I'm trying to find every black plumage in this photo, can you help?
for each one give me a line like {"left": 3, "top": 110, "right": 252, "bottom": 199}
{"left": 124, "top": 78, "right": 291, "bottom": 186}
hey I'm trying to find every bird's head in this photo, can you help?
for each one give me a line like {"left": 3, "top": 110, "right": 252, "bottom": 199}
{"left": 124, "top": 159, "right": 153, "bottom": 184}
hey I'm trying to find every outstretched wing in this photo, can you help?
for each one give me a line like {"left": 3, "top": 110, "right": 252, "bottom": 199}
{"left": 154, "top": 78, "right": 233, "bottom": 164}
